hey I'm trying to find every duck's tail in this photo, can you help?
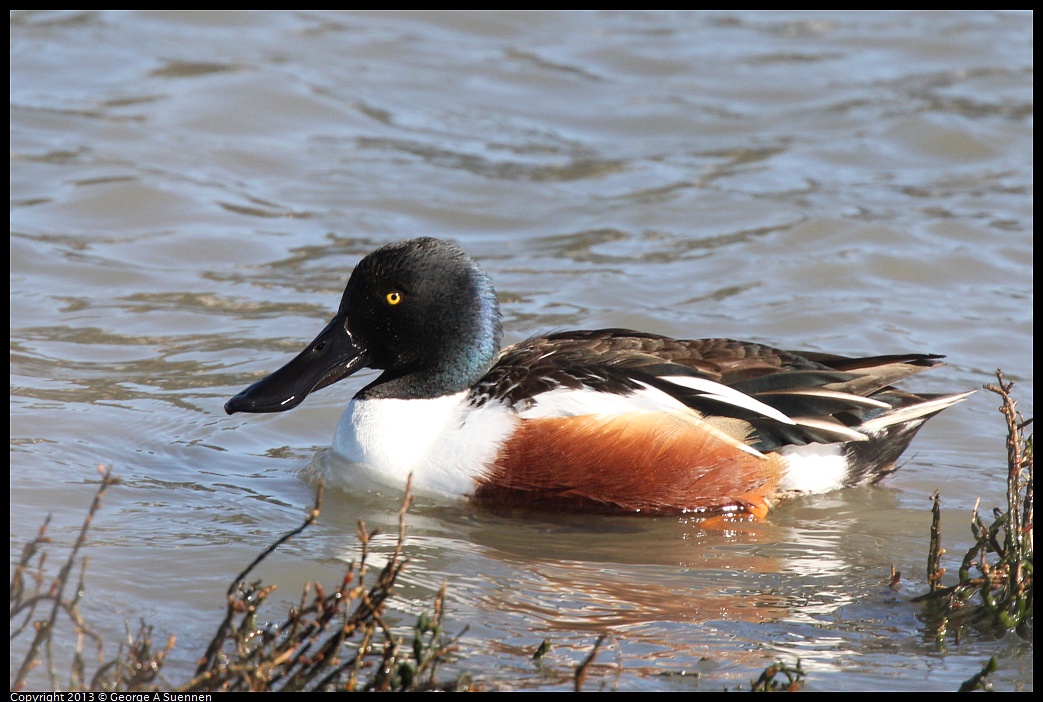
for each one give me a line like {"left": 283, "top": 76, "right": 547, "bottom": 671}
{"left": 775, "top": 390, "right": 975, "bottom": 498}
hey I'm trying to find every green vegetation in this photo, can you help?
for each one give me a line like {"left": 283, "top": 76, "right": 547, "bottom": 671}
{"left": 914, "top": 372, "right": 1033, "bottom": 643}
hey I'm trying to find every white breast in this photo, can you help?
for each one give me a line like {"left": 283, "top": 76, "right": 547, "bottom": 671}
{"left": 330, "top": 392, "right": 517, "bottom": 497}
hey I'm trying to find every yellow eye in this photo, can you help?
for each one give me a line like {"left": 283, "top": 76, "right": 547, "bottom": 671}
{"left": 385, "top": 291, "right": 402, "bottom": 305}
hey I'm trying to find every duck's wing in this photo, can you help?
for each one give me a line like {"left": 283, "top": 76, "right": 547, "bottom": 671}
{"left": 472, "top": 328, "right": 957, "bottom": 449}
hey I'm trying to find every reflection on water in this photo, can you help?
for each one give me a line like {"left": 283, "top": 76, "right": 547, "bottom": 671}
{"left": 306, "top": 480, "right": 943, "bottom": 686}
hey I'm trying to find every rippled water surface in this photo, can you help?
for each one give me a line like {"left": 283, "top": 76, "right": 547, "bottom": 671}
{"left": 11, "top": 10, "right": 1032, "bottom": 691}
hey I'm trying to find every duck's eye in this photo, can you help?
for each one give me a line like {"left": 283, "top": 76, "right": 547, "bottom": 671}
{"left": 385, "top": 291, "right": 403, "bottom": 306}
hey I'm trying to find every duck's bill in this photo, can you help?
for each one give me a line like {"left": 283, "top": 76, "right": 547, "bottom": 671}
{"left": 225, "top": 317, "right": 369, "bottom": 414}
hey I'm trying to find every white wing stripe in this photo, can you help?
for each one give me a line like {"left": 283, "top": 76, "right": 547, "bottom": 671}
{"left": 657, "top": 376, "right": 796, "bottom": 425}
{"left": 859, "top": 391, "right": 975, "bottom": 432}
{"left": 758, "top": 388, "right": 891, "bottom": 409}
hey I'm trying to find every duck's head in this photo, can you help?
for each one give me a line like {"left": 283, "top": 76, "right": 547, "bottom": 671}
{"left": 225, "top": 237, "right": 502, "bottom": 413}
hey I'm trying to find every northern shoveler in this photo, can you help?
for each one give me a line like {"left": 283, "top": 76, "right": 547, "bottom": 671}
{"left": 225, "top": 237, "right": 972, "bottom": 517}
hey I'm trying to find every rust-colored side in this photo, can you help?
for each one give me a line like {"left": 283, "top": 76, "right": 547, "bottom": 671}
{"left": 474, "top": 412, "right": 785, "bottom": 516}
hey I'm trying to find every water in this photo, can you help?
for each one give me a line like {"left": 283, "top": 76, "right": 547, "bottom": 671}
{"left": 10, "top": 10, "right": 1032, "bottom": 691}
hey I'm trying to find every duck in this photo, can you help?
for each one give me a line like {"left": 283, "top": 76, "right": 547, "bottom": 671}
{"left": 225, "top": 237, "right": 972, "bottom": 517}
